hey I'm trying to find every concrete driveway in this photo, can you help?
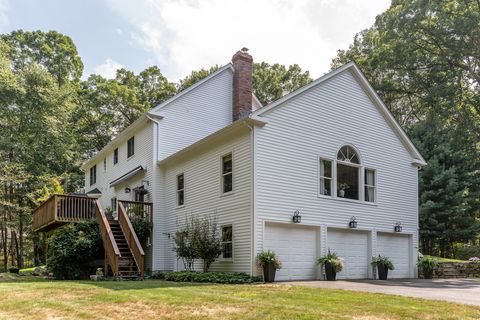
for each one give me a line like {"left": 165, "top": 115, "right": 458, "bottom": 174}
{"left": 286, "top": 279, "right": 480, "bottom": 306}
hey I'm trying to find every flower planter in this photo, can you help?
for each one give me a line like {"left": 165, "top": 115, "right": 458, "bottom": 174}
{"left": 377, "top": 264, "right": 389, "bottom": 280}
{"left": 422, "top": 269, "right": 434, "bottom": 279}
{"left": 263, "top": 262, "right": 276, "bottom": 282}
{"left": 324, "top": 261, "right": 337, "bottom": 281}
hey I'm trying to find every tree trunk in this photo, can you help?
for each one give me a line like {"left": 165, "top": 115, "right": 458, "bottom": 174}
{"left": 2, "top": 225, "right": 7, "bottom": 271}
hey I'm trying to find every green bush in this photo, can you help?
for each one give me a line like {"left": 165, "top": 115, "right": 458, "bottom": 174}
{"left": 371, "top": 255, "right": 395, "bottom": 270}
{"left": 47, "top": 220, "right": 103, "bottom": 280}
{"left": 130, "top": 215, "right": 151, "bottom": 244}
{"left": 455, "top": 246, "right": 480, "bottom": 260}
{"left": 164, "top": 271, "right": 257, "bottom": 284}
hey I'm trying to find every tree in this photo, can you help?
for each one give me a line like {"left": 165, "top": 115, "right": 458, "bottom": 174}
{"left": 253, "top": 62, "right": 311, "bottom": 105}
{"left": 178, "top": 65, "right": 220, "bottom": 92}
{"left": 1, "top": 30, "right": 83, "bottom": 84}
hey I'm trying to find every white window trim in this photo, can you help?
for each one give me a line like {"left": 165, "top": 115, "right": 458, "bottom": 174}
{"left": 127, "top": 137, "right": 135, "bottom": 159}
{"left": 113, "top": 148, "right": 119, "bottom": 166}
{"left": 220, "top": 151, "right": 234, "bottom": 196}
{"left": 317, "top": 155, "right": 378, "bottom": 205}
{"left": 364, "top": 167, "right": 377, "bottom": 204}
{"left": 176, "top": 173, "right": 185, "bottom": 208}
{"left": 220, "top": 224, "right": 234, "bottom": 262}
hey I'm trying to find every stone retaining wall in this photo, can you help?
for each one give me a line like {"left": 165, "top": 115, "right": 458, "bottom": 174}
{"left": 432, "top": 262, "right": 480, "bottom": 278}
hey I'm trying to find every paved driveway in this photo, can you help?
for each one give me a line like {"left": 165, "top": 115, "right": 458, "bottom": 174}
{"left": 286, "top": 279, "right": 480, "bottom": 306}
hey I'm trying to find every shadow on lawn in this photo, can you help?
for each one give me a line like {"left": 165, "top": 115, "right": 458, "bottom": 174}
{"left": 348, "top": 278, "right": 480, "bottom": 289}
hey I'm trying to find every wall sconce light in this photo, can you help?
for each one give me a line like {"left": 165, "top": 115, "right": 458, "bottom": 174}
{"left": 292, "top": 210, "right": 302, "bottom": 223}
{"left": 394, "top": 222, "right": 402, "bottom": 232}
{"left": 124, "top": 187, "right": 131, "bottom": 194}
{"left": 349, "top": 216, "right": 358, "bottom": 228}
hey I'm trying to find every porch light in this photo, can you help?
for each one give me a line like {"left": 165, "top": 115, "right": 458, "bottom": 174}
{"left": 349, "top": 216, "right": 357, "bottom": 228}
{"left": 292, "top": 210, "right": 302, "bottom": 223}
{"left": 124, "top": 187, "right": 131, "bottom": 194}
{"left": 394, "top": 222, "right": 402, "bottom": 232}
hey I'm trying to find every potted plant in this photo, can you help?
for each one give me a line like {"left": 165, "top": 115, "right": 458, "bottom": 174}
{"left": 317, "top": 250, "right": 344, "bottom": 281}
{"left": 256, "top": 250, "right": 282, "bottom": 282}
{"left": 338, "top": 183, "right": 350, "bottom": 197}
{"left": 418, "top": 256, "right": 438, "bottom": 279}
{"left": 371, "top": 255, "right": 394, "bottom": 280}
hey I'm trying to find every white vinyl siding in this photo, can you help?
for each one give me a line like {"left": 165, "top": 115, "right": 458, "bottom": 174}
{"left": 253, "top": 69, "right": 419, "bottom": 277}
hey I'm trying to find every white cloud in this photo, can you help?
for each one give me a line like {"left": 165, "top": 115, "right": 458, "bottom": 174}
{"left": 104, "top": 0, "right": 390, "bottom": 80}
{"left": 93, "top": 58, "right": 124, "bottom": 79}
{"left": 0, "top": 0, "right": 9, "bottom": 31}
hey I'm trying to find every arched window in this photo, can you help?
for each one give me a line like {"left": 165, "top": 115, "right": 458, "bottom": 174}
{"left": 336, "top": 145, "right": 360, "bottom": 200}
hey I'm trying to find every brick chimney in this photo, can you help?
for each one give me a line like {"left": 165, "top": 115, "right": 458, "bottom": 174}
{"left": 232, "top": 48, "right": 253, "bottom": 121}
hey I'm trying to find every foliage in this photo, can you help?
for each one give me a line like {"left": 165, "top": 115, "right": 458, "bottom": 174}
{"left": 150, "top": 271, "right": 165, "bottom": 279}
{"left": 256, "top": 250, "right": 282, "bottom": 270}
{"left": 164, "top": 271, "right": 256, "bottom": 284}
{"left": 253, "top": 62, "right": 311, "bottom": 105}
{"left": 455, "top": 246, "right": 480, "bottom": 261}
{"left": 177, "top": 65, "right": 220, "bottom": 92}
{"left": 371, "top": 255, "right": 394, "bottom": 270}
{"left": 46, "top": 220, "right": 103, "bottom": 279}
{"left": 130, "top": 215, "right": 151, "bottom": 245}
{"left": 418, "top": 256, "right": 439, "bottom": 272}
{"left": 36, "top": 178, "right": 64, "bottom": 203}
{"left": 173, "top": 215, "right": 222, "bottom": 272}
{"left": 317, "top": 250, "right": 344, "bottom": 273}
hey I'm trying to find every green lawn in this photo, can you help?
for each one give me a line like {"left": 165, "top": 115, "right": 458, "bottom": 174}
{"left": 0, "top": 275, "right": 478, "bottom": 320}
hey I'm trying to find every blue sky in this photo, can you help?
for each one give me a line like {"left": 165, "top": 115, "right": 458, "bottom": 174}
{"left": 1, "top": 0, "right": 390, "bottom": 81}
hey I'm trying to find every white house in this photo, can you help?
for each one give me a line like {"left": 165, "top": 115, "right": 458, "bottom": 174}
{"left": 81, "top": 48, "right": 426, "bottom": 280}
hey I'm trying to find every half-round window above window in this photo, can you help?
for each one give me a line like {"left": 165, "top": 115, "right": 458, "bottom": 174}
{"left": 337, "top": 145, "right": 360, "bottom": 164}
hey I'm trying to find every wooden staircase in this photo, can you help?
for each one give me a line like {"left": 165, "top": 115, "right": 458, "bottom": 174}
{"left": 33, "top": 194, "right": 149, "bottom": 280}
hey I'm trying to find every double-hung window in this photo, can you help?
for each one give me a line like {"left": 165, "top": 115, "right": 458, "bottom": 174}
{"left": 103, "top": 158, "right": 107, "bottom": 172}
{"left": 110, "top": 197, "right": 117, "bottom": 212}
{"left": 319, "top": 159, "right": 333, "bottom": 196}
{"left": 221, "top": 225, "right": 233, "bottom": 259}
{"left": 222, "top": 153, "right": 233, "bottom": 193}
{"left": 176, "top": 173, "right": 184, "bottom": 206}
{"left": 89, "top": 165, "right": 97, "bottom": 186}
{"left": 113, "top": 148, "right": 118, "bottom": 165}
{"left": 127, "top": 137, "right": 135, "bottom": 158}
{"left": 364, "top": 169, "right": 376, "bottom": 202}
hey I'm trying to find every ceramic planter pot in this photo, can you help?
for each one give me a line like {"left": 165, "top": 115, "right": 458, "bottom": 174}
{"left": 324, "top": 261, "right": 337, "bottom": 281}
{"left": 377, "top": 264, "right": 389, "bottom": 280}
{"left": 423, "top": 269, "right": 433, "bottom": 279}
{"left": 263, "top": 262, "right": 276, "bottom": 282}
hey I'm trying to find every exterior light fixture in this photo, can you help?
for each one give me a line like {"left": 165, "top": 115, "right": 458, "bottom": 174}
{"left": 124, "top": 187, "right": 131, "bottom": 194}
{"left": 292, "top": 210, "right": 302, "bottom": 223}
{"left": 394, "top": 222, "right": 403, "bottom": 232}
{"left": 349, "top": 216, "right": 358, "bottom": 228}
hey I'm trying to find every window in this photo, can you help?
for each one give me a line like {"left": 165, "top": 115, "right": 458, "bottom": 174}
{"left": 103, "top": 158, "right": 106, "bottom": 172}
{"left": 113, "top": 148, "right": 118, "bottom": 165}
{"left": 365, "top": 169, "right": 376, "bottom": 202}
{"left": 319, "top": 159, "right": 333, "bottom": 196}
{"left": 336, "top": 146, "right": 360, "bottom": 200}
{"left": 89, "top": 165, "right": 97, "bottom": 186}
{"left": 127, "top": 137, "right": 135, "bottom": 158}
{"left": 176, "top": 173, "right": 184, "bottom": 206}
{"left": 221, "top": 225, "right": 233, "bottom": 259}
{"left": 110, "top": 197, "right": 117, "bottom": 212}
{"left": 222, "top": 153, "right": 233, "bottom": 193}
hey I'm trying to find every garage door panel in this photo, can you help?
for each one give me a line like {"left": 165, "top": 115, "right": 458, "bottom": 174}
{"left": 377, "top": 233, "right": 410, "bottom": 278}
{"left": 264, "top": 223, "right": 318, "bottom": 281}
{"left": 327, "top": 229, "right": 369, "bottom": 279}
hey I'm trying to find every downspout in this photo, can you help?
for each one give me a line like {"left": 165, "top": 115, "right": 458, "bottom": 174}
{"left": 243, "top": 119, "right": 255, "bottom": 276}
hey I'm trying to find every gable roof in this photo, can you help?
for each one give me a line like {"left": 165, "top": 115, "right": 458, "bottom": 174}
{"left": 80, "top": 64, "right": 235, "bottom": 171}
{"left": 252, "top": 61, "right": 427, "bottom": 166}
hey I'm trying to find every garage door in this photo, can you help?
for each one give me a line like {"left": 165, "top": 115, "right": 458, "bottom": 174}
{"left": 377, "top": 233, "right": 411, "bottom": 278}
{"left": 327, "top": 229, "right": 369, "bottom": 279}
{"left": 264, "top": 223, "right": 318, "bottom": 281}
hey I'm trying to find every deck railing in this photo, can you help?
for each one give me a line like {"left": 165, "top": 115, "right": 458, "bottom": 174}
{"left": 118, "top": 201, "right": 145, "bottom": 278}
{"left": 32, "top": 194, "right": 96, "bottom": 231}
{"left": 119, "top": 200, "right": 153, "bottom": 225}
{"left": 95, "top": 199, "right": 121, "bottom": 277}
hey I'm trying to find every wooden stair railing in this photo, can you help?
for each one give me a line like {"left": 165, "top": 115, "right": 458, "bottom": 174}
{"left": 118, "top": 201, "right": 145, "bottom": 279}
{"left": 95, "top": 199, "right": 121, "bottom": 277}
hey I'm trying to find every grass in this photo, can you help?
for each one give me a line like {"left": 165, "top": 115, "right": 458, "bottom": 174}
{"left": 0, "top": 276, "right": 479, "bottom": 319}
{"left": 427, "top": 256, "right": 465, "bottom": 263}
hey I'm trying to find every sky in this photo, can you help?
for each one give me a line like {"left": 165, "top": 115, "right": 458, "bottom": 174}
{"left": 1, "top": 0, "right": 391, "bottom": 81}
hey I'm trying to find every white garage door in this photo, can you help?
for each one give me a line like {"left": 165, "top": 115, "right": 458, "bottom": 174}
{"left": 327, "top": 229, "right": 369, "bottom": 279}
{"left": 377, "top": 233, "right": 411, "bottom": 278}
{"left": 264, "top": 223, "right": 318, "bottom": 281}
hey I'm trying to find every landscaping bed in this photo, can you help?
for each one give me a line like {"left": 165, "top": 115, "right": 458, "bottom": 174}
{"left": 161, "top": 271, "right": 262, "bottom": 284}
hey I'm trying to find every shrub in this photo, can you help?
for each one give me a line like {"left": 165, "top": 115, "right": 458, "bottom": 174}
{"left": 130, "top": 215, "right": 151, "bottom": 244}
{"left": 418, "top": 255, "right": 439, "bottom": 272}
{"left": 317, "top": 250, "right": 344, "bottom": 272}
{"left": 371, "top": 255, "right": 394, "bottom": 270}
{"left": 151, "top": 271, "right": 165, "bottom": 279}
{"left": 455, "top": 245, "right": 480, "bottom": 261}
{"left": 47, "top": 220, "right": 103, "bottom": 280}
{"left": 173, "top": 215, "right": 222, "bottom": 272}
{"left": 256, "top": 250, "right": 282, "bottom": 270}
{"left": 164, "top": 271, "right": 256, "bottom": 284}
